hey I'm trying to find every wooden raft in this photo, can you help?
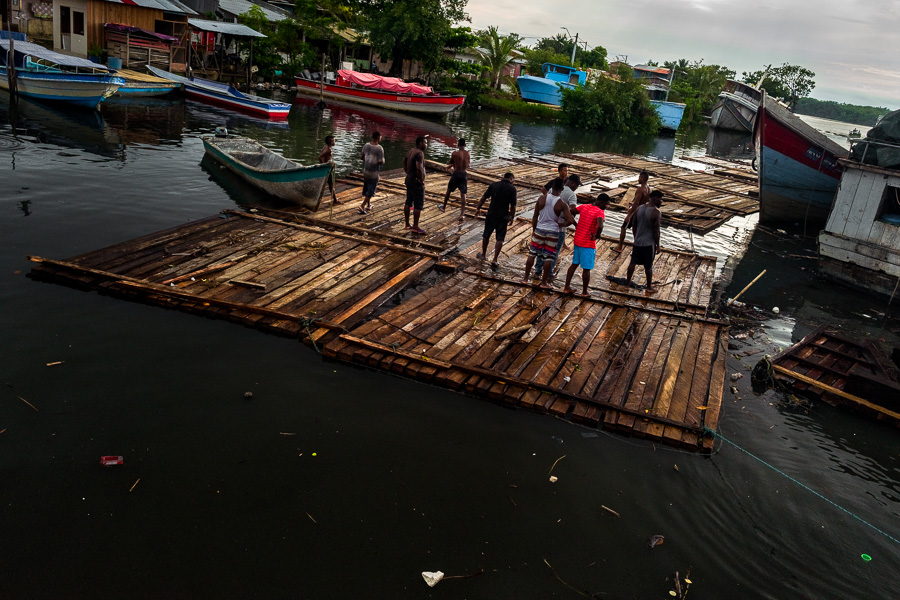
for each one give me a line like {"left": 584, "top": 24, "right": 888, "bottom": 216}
{"left": 29, "top": 151, "right": 732, "bottom": 451}
{"left": 771, "top": 326, "right": 900, "bottom": 426}
{"left": 29, "top": 211, "right": 438, "bottom": 340}
{"left": 323, "top": 271, "right": 726, "bottom": 450}
{"left": 443, "top": 152, "right": 759, "bottom": 235}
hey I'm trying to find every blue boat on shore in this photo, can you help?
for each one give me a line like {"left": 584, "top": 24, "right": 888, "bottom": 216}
{"left": 517, "top": 63, "right": 587, "bottom": 106}
{"left": 630, "top": 65, "right": 686, "bottom": 131}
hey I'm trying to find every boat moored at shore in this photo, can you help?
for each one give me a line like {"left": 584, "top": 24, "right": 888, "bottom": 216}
{"left": 148, "top": 66, "right": 290, "bottom": 119}
{"left": 709, "top": 79, "right": 763, "bottom": 132}
{"left": 755, "top": 92, "right": 847, "bottom": 225}
{"left": 0, "top": 40, "right": 122, "bottom": 109}
{"left": 516, "top": 63, "right": 587, "bottom": 106}
{"left": 294, "top": 69, "right": 465, "bottom": 114}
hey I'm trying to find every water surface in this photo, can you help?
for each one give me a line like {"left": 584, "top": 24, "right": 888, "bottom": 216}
{"left": 1, "top": 93, "right": 897, "bottom": 599}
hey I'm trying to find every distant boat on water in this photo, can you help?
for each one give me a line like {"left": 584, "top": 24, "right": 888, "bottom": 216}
{"left": 516, "top": 63, "right": 587, "bottom": 106}
{"left": 147, "top": 65, "right": 290, "bottom": 120}
{"left": 754, "top": 91, "right": 848, "bottom": 225}
{"left": 0, "top": 40, "right": 122, "bottom": 109}
{"left": 848, "top": 128, "right": 862, "bottom": 138}
{"left": 709, "top": 79, "right": 763, "bottom": 133}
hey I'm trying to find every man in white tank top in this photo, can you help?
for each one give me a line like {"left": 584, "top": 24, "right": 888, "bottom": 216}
{"left": 523, "top": 179, "right": 575, "bottom": 288}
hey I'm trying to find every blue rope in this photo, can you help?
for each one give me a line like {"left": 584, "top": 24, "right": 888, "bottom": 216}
{"left": 705, "top": 427, "right": 900, "bottom": 547}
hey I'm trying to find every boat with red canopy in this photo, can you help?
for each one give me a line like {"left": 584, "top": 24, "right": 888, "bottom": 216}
{"left": 294, "top": 69, "right": 465, "bottom": 114}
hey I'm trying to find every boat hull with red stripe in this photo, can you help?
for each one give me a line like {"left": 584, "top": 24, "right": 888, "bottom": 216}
{"left": 294, "top": 76, "right": 464, "bottom": 115}
{"left": 755, "top": 92, "right": 848, "bottom": 224}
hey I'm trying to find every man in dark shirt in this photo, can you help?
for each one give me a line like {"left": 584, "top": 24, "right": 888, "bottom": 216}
{"left": 475, "top": 172, "right": 517, "bottom": 268}
{"left": 541, "top": 163, "right": 569, "bottom": 194}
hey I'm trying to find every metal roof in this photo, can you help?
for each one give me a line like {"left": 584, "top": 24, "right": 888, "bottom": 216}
{"left": 188, "top": 19, "right": 266, "bottom": 38}
{"left": 0, "top": 39, "right": 110, "bottom": 70}
{"left": 100, "top": 0, "right": 197, "bottom": 15}
{"left": 217, "top": 0, "right": 288, "bottom": 22}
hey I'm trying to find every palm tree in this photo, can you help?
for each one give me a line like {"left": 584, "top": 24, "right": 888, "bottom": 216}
{"left": 478, "top": 26, "right": 520, "bottom": 90}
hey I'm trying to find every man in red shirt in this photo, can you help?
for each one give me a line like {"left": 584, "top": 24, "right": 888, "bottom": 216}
{"left": 563, "top": 193, "right": 610, "bottom": 297}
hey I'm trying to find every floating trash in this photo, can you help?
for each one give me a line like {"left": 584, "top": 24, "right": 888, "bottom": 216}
{"left": 100, "top": 456, "right": 123, "bottom": 466}
{"left": 648, "top": 534, "right": 665, "bottom": 548}
{"left": 422, "top": 571, "right": 444, "bottom": 587}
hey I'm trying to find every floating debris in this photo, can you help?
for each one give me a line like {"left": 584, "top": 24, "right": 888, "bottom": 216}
{"left": 648, "top": 534, "right": 665, "bottom": 548}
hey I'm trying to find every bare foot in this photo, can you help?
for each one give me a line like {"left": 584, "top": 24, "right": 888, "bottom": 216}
{"left": 578, "top": 291, "right": 590, "bottom": 298}
{"left": 411, "top": 227, "right": 427, "bottom": 235}
{"left": 437, "top": 204, "right": 446, "bottom": 212}
{"left": 457, "top": 215, "right": 465, "bottom": 221}
{"left": 563, "top": 286, "right": 575, "bottom": 295}
{"left": 611, "top": 246, "right": 623, "bottom": 253}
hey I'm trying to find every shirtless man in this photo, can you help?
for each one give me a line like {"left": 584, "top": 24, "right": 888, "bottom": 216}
{"left": 403, "top": 136, "right": 428, "bottom": 234}
{"left": 318, "top": 135, "right": 338, "bottom": 203}
{"left": 441, "top": 138, "right": 470, "bottom": 221}
{"left": 358, "top": 131, "right": 384, "bottom": 214}
{"left": 614, "top": 170, "right": 650, "bottom": 252}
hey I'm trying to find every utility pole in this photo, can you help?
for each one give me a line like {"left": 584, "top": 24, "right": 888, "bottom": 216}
{"left": 570, "top": 33, "right": 578, "bottom": 66}
{"left": 6, "top": 4, "right": 17, "bottom": 98}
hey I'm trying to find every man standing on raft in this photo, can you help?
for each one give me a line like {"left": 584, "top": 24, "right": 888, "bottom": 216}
{"left": 441, "top": 138, "right": 470, "bottom": 221}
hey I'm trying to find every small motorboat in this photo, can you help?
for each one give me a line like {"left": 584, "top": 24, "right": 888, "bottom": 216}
{"left": 848, "top": 128, "right": 862, "bottom": 138}
{"left": 202, "top": 133, "right": 333, "bottom": 210}
{"left": 147, "top": 65, "right": 290, "bottom": 120}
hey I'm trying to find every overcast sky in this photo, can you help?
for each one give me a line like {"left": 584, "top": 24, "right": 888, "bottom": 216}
{"left": 467, "top": 0, "right": 899, "bottom": 109}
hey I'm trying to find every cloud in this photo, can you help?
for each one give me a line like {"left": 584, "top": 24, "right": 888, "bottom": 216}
{"left": 465, "top": 0, "right": 900, "bottom": 107}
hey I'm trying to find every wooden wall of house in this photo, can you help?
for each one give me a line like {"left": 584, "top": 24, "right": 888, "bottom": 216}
{"left": 86, "top": 2, "right": 164, "bottom": 49}
{"left": 85, "top": 1, "right": 189, "bottom": 69}
{"left": 825, "top": 165, "right": 900, "bottom": 245}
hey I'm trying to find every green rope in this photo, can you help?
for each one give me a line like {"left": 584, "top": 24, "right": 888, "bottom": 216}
{"left": 704, "top": 426, "right": 900, "bottom": 546}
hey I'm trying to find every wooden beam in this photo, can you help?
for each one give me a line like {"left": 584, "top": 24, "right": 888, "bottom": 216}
{"left": 772, "top": 364, "right": 900, "bottom": 420}
{"left": 222, "top": 210, "right": 444, "bottom": 257}
{"left": 334, "top": 334, "right": 709, "bottom": 435}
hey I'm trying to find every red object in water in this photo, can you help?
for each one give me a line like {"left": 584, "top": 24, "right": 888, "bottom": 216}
{"left": 100, "top": 456, "right": 123, "bottom": 466}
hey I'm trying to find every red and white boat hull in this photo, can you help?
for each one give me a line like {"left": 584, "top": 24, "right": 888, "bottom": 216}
{"left": 294, "top": 77, "right": 464, "bottom": 114}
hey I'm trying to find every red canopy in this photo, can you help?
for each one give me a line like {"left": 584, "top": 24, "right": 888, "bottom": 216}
{"left": 337, "top": 70, "right": 433, "bottom": 95}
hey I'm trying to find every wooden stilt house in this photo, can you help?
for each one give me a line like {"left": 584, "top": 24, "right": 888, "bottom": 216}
{"left": 52, "top": 0, "right": 195, "bottom": 69}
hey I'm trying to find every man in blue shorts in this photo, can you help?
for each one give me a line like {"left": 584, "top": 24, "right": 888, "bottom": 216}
{"left": 563, "top": 193, "right": 610, "bottom": 297}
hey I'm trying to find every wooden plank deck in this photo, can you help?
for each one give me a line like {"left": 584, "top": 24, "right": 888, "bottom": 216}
{"left": 28, "top": 150, "right": 734, "bottom": 451}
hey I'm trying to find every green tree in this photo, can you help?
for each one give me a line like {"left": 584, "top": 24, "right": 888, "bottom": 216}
{"left": 776, "top": 63, "right": 816, "bottom": 110}
{"left": 238, "top": 6, "right": 282, "bottom": 77}
{"left": 355, "top": 0, "right": 469, "bottom": 77}
{"left": 522, "top": 47, "right": 570, "bottom": 76}
{"left": 743, "top": 63, "right": 815, "bottom": 110}
{"left": 665, "top": 60, "right": 734, "bottom": 122}
{"left": 560, "top": 73, "right": 660, "bottom": 135}
{"left": 476, "top": 26, "right": 520, "bottom": 89}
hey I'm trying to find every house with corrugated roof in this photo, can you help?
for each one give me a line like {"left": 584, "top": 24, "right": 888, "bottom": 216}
{"left": 51, "top": 0, "right": 196, "bottom": 68}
